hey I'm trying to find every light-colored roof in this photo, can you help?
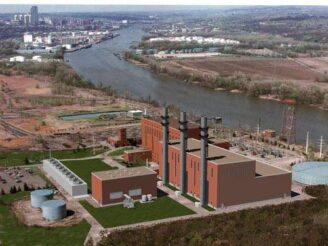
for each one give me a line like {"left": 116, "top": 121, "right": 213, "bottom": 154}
{"left": 124, "top": 148, "right": 151, "bottom": 154}
{"left": 255, "top": 161, "right": 289, "bottom": 176}
{"left": 92, "top": 166, "right": 156, "bottom": 180}
{"left": 170, "top": 138, "right": 251, "bottom": 165}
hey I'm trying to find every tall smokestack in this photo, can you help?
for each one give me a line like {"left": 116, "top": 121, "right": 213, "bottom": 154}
{"left": 179, "top": 112, "right": 187, "bottom": 193}
{"left": 161, "top": 107, "right": 169, "bottom": 185}
{"left": 200, "top": 116, "right": 208, "bottom": 207}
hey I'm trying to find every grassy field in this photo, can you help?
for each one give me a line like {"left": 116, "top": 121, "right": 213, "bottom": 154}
{"left": 80, "top": 193, "right": 195, "bottom": 228}
{"left": 0, "top": 148, "right": 106, "bottom": 167}
{"left": 98, "top": 185, "right": 328, "bottom": 245}
{"left": 0, "top": 192, "right": 91, "bottom": 246}
{"left": 62, "top": 159, "right": 117, "bottom": 188}
{"left": 108, "top": 146, "right": 133, "bottom": 157}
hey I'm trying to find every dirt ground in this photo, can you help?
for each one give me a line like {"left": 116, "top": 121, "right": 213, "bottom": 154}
{"left": 174, "top": 57, "right": 319, "bottom": 81}
{"left": 0, "top": 73, "right": 155, "bottom": 151}
{"left": 295, "top": 57, "right": 328, "bottom": 74}
{"left": 0, "top": 74, "right": 52, "bottom": 97}
{"left": 12, "top": 195, "right": 83, "bottom": 227}
{"left": 0, "top": 137, "right": 34, "bottom": 150}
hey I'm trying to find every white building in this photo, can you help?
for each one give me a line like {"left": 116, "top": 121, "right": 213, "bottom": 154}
{"left": 9, "top": 56, "right": 25, "bottom": 63}
{"left": 23, "top": 33, "right": 33, "bottom": 43}
{"left": 32, "top": 55, "right": 42, "bottom": 62}
{"left": 43, "top": 158, "right": 88, "bottom": 198}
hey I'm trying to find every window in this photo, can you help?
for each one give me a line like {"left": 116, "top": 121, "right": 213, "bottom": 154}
{"left": 129, "top": 188, "right": 142, "bottom": 197}
{"left": 110, "top": 191, "right": 123, "bottom": 200}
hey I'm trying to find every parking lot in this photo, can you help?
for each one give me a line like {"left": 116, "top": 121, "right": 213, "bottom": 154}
{"left": 0, "top": 166, "right": 47, "bottom": 193}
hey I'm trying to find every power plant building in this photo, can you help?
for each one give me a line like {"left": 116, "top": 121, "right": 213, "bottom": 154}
{"left": 92, "top": 166, "right": 157, "bottom": 206}
{"left": 141, "top": 112, "right": 292, "bottom": 209}
{"left": 43, "top": 158, "right": 88, "bottom": 198}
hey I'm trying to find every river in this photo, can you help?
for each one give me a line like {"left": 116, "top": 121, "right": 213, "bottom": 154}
{"left": 64, "top": 26, "right": 328, "bottom": 145}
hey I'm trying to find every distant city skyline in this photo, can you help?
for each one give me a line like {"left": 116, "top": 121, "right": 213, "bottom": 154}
{"left": 1, "top": 0, "right": 328, "bottom": 7}
{"left": 1, "top": 3, "right": 328, "bottom": 14}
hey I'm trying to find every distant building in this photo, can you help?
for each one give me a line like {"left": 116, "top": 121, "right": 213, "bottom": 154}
{"left": 32, "top": 55, "right": 42, "bottom": 62}
{"left": 24, "top": 14, "right": 31, "bottom": 26}
{"left": 9, "top": 56, "right": 25, "bottom": 63}
{"left": 30, "top": 6, "right": 38, "bottom": 26}
{"left": 23, "top": 33, "right": 33, "bottom": 43}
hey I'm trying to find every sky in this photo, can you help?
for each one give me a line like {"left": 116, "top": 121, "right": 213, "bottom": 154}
{"left": 1, "top": 0, "right": 328, "bottom": 5}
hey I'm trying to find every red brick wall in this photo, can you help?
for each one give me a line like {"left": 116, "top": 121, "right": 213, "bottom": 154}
{"left": 91, "top": 175, "right": 103, "bottom": 204}
{"left": 123, "top": 149, "right": 152, "bottom": 163}
{"left": 97, "top": 174, "right": 157, "bottom": 205}
{"left": 141, "top": 117, "right": 200, "bottom": 163}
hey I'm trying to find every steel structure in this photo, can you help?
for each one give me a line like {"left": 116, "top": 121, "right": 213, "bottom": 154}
{"left": 281, "top": 99, "right": 296, "bottom": 144}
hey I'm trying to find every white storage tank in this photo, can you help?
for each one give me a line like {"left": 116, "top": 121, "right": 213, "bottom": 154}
{"left": 30, "top": 189, "right": 54, "bottom": 208}
{"left": 41, "top": 199, "right": 67, "bottom": 221}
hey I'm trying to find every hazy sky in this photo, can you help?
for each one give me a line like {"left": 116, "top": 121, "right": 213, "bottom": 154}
{"left": 1, "top": 0, "right": 328, "bottom": 5}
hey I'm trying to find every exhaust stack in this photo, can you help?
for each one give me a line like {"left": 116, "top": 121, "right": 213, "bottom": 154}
{"left": 200, "top": 116, "right": 208, "bottom": 207}
{"left": 161, "top": 107, "right": 169, "bottom": 185}
{"left": 179, "top": 112, "right": 188, "bottom": 193}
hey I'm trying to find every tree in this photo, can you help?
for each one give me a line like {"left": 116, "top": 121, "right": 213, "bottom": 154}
{"left": 323, "top": 93, "right": 328, "bottom": 108}
{"left": 0, "top": 189, "right": 5, "bottom": 195}
{"left": 23, "top": 182, "right": 29, "bottom": 191}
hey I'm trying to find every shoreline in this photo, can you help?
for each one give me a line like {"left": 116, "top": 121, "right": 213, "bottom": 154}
{"left": 125, "top": 57, "right": 328, "bottom": 112}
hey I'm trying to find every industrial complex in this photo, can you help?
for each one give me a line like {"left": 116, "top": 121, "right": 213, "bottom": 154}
{"left": 41, "top": 108, "right": 293, "bottom": 210}
{"left": 141, "top": 109, "right": 292, "bottom": 208}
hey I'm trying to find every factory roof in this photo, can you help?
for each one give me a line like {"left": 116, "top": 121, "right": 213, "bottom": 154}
{"left": 170, "top": 138, "right": 290, "bottom": 175}
{"left": 124, "top": 148, "right": 151, "bottom": 154}
{"left": 255, "top": 161, "right": 289, "bottom": 176}
{"left": 170, "top": 138, "right": 251, "bottom": 165}
{"left": 92, "top": 166, "right": 156, "bottom": 181}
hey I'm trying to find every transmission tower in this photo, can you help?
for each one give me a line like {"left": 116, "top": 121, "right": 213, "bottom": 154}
{"left": 281, "top": 99, "right": 296, "bottom": 145}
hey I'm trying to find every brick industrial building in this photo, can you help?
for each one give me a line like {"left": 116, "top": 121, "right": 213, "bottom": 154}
{"left": 141, "top": 109, "right": 291, "bottom": 209}
{"left": 92, "top": 167, "right": 157, "bottom": 206}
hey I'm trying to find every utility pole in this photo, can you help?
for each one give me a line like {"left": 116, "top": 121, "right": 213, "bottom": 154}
{"left": 319, "top": 136, "right": 324, "bottom": 159}
{"left": 256, "top": 118, "right": 261, "bottom": 142}
{"left": 93, "top": 134, "right": 96, "bottom": 156}
{"left": 305, "top": 131, "right": 309, "bottom": 154}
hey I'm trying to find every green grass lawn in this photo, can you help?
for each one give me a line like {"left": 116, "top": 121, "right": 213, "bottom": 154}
{"left": 166, "top": 186, "right": 216, "bottom": 212}
{"left": 62, "top": 159, "right": 117, "bottom": 188}
{"left": 0, "top": 192, "right": 91, "bottom": 246}
{"left": 0, "top": 148, "right": 106, "bottom": 167}
{"left": 80, "top": 194, "right": 195, "bottom": 228}
{"left": 108, "top": 146, "right": 133, "bottom": 157}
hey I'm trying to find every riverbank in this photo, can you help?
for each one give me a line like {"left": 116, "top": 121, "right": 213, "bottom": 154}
{"left": 125, "top": 53, "right": 328, "bottom": 111}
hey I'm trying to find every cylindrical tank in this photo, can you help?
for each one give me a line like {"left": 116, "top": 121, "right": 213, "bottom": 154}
{"left": 41, "top": 199, "right": 67, "bottom": 221}
{"left": 30, "top": 189, "right": 54, "bottom": 208}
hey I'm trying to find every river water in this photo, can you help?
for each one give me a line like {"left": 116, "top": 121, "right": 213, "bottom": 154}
{"left": 64, "top": 26, "right": 328, "bottom": 145}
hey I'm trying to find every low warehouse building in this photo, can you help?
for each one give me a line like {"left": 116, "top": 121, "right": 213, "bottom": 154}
{"left": 43, "top": 158, "right": 88, "bottom": 198}
{"left": 92, "top": 166, "right": 157, "bottom": 206}
{"left": 42, "top": 199, "right": 67, "bottom": 221}
{"left": 123, "top": 148, "right": 152, "bottom": 164}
